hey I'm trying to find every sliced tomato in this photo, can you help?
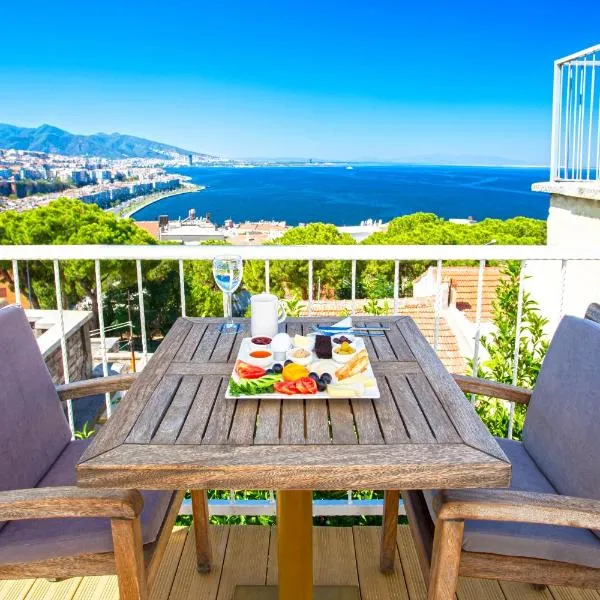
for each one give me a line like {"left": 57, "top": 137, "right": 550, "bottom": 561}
{"left": 274, "top": 381, "right": 297, "bottom": 395}
{"left": 235, "top": 360, "right": 266, "bottom": 380}
{"left": 296, "top": 377, "right": 318, "bottom": 395}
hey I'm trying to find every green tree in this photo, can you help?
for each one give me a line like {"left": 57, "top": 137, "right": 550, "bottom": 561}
{"left": 360, "top": 213, "right": 546, "bottom": 299}
{"left": 472, "top": 262, "right": 549, "bottom": 439}
{"left": 244, "top": 223, "right": 356, "bottom": 300}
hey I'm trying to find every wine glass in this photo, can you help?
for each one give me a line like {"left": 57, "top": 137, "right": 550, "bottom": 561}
{"left": 212, "top": 255, "right": 243, "bottom": 334}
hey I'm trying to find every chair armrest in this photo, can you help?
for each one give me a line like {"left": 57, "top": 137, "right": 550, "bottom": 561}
{"left": 56, "top": 373, "right": 138, "bottom": 401}
{"left": 434, "top": 489, "right": 600, "bottom": 530}
{"left": 0, "top": 486, "right": 143, "bottom": 521}
{"left": 452, "top": 374, "right": 532, "bottom": 404}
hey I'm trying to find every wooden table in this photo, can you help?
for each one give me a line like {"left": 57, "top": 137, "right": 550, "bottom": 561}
{"left": 77, "top": 317, "right": 510, "bottom": 600}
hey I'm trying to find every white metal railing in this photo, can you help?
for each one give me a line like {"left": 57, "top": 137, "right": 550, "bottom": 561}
{"left": 551, "top": 43, "right": 600, "bottom": 181}
{"left": 3, "top": 243, "right": 600, "bottom": 517}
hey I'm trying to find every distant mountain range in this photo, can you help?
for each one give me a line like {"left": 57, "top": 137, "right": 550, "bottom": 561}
{"left": 0, "top": 123, "right": 216, "bottom": 160}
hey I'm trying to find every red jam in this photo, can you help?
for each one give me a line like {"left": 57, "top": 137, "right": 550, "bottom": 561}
{"left": 251, "top": 336, "right": 272, "bottom": 345}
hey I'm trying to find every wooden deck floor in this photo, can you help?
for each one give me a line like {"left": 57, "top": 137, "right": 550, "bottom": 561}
{"left": 1, "top": 525, "right": 599, "bottom": 600}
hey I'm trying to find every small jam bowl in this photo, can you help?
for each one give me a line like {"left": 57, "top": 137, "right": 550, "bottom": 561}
{"left": 286, "top": 347, "right": 313, "bottom": 366}
{"left": 332, "top": 345, "right": 357, "bottom": 364}
{"left": 249, "top": 336, "right": 272, "bottom": 352}
{"left": 247, "top": 349, "right": 274, "bottom": 368}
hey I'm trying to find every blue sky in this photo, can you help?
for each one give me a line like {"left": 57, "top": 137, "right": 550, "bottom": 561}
{"left": 1, "top": 1, "right": 598, "bottom": 163}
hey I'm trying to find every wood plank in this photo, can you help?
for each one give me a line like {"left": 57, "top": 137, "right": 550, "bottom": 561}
{"left": 216, "top": 526, "right": 270, "bottom": 600}
{"left": 372, "top": 362, "right": 422, "bottom": 375}
{"left": 174, "top": 323, "right": 207, "bottom": 361}
{"left": 373, "top": 377, "right": 411, "bottom": 444}
{"left": 351, "top": 398, "right": 384, "bottom": 444}
{"left": 176, "top": 377, "right": 223, "bottom": 444}
{"left": 396, "top": 318, "right": 509, "bottom": 463}
{"left": 210, "top": 327, "right": 238, "bottom": 363}
{"left": 127, "top": 376, "right": 182, "bottom": 444}
{"left": 385, "top": 317, "right": 416, "bottom": 362}
{"left": 228, "top": 399, "right": 259, "bottom": 445}
{"left": 254, "top": 399, "right": 282, "bottom": 445}
{"left": 369, "top": 320, "right": 398, "bottom": 361}
{"left": 457, "top": 578, "right": 505, "bottom": 600}
{"left": 267, "top": 526, "right": 359, "bottom": 586}
{"left": 193, "top": 324, "right": 221, "bottom": 363}
{"left": 56, "top": 374, "right": 137, "bottom": 402}
{"left": 353, "top": 526, "right": 411, "bottom": 600}
{"left": 168, "top": 526, "right": 229, "bottom": 600}
{"left": 152, "top": 377, "right": 201, "bottom": 444}
{"left": 23, "top": 578, "right": 82, "bottom": 600}
{"left": 304, "top": 398, "right": 331, "bottom": 444}
{"left": 547, "top": 589, "right": 600, "bottom": 600}
{"left": 201, "top": 380, "right": 237, "bottom": 445}
{"left": 280, "top": 399, "right": 305, "bottom": 445}
{"left": 0, "top": 580, "right": 36, "bottom": 600}
{"left": 328, "top": 398, "right": 358, "bottom": 444}
{"left": 167, "top": 363, "right": 234, "bottom": 377}
{"left": 78, "top": 443, "right": 510, "bottom": 490}
{"left": 387, "top": 375, "right": 436, "bottom": 443}
{"left": 499, "top": 581, "right": 553, "bottom": 600}
{"left": 80, "top": 318, "right": 192, "bottom": 462}
{"left": 406, "top": 373, "right": 461, "bottom": 443}
{"left": 148, "top": 526, "right": 188, "bottom": 600}
{"left": 70, "top": 575, "right": 118, "bottom": 600}
{"left": 381, "top": 491, "right": 401, "bottom": 573}
{"left": 397, "top": 524, "right": 428, "bottom": 600}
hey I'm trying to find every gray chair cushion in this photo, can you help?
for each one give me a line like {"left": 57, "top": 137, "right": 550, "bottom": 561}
{"left": 524, "top": 316, "right": 600, "bottom": 509}
{"left": 424, "top": 437, "right": 600, "bottom": 568}
{"left": 0, "top": 439, "right": 175, "bottom": 565}
{"left": 0, "top": 306, "right": 71, "bottom": 531}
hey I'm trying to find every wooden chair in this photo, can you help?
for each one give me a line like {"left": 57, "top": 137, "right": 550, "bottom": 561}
{"left": 0, "top": 305, "right": 210, "bottom": 600}
{"left": 380, "top": 304, "right": 600, "bottom": 600}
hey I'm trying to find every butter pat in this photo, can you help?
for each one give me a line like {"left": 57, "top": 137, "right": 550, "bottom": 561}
{"left": 327, "top": 382, "right": 365, "bottom": 398}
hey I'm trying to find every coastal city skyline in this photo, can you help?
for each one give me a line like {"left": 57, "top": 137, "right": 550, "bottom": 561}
{"left": 2, "top": 1, "right": 599, "bottom": 164}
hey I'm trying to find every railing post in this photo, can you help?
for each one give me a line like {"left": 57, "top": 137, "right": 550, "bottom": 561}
{"left": 95, "top": 260, "right": 112, "bottom": 418}
{"left": 136, "top": 260, "right": 148, "bottom": 366}
{"left": 351, "top": 259, "right": 356, "bottom": 315}
{"left": 433, "top": 259, "right": 443, "bottom": 353}
{"left": 179, "top": 259, "right": 186, "bottom": 317}
{"left": 53, "top": 260, "right": 75, "bottom": 438}
{"left": 265, "top": 259, "right": 270, "bottom": 293}
{"left": 470, "top": 259, "right": 485, "bottom": 402}
{"left": 550, "top": 61, "right": 563, "bottom": 181}
{"left": 11, "top": 259, "right": 20, "bottom": 306}
{"left": 393, "top": 260, "right": 400, "bottom": 315}
{"left": 508, "top": 260, "right": 526, "bottom": 440}
{"left": 308, "top": 260, "right": 313, "bottom": 316}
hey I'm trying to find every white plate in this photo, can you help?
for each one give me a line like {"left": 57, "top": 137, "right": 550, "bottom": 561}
{"left": 226, "top": 337, "right": 381, "bottom": 400}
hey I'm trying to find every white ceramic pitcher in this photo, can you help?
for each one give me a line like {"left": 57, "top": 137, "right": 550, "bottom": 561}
{"left": 250, "top": 293, "right": 286, "bottom": 338}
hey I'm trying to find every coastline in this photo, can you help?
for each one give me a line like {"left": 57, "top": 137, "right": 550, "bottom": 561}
{"left": 110, "top": 183, "right": 205, "bottom": 219}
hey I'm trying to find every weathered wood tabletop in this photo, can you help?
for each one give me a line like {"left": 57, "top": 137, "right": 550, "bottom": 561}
{"left": 77, "top": 317, "right": 510, "bottom": 491}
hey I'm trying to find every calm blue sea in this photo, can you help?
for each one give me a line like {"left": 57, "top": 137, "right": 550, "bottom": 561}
{"left": 131, "top": 165, "right": 550, "bottom": 225}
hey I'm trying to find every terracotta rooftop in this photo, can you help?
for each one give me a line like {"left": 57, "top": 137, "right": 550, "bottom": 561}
{"left": 135, "top": 221, "right": 160, "bottom": 239}
{"left": 416, "top": 266, "right": 505, "bottom": 323}
{"left": 298, "top": 297, "right": 467, "bottom": 374}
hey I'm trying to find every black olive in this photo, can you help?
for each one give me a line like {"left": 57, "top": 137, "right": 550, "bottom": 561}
{"left": 272, "top": 363, "right": 283, "bottom": 374}
{"left": 265, "top": 368, "right": 274, "bottom": 375}
{"left": 284, "top": 359, "right": 293, "bottom": 366}
{"left": 320, "top": 373, "right": 333, "bottom": 384}
{"left": 316, "top": 380, "right": 327, "bottom": 392}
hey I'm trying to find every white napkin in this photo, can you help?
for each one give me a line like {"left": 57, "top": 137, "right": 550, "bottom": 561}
{"left": 332, "top": 317, "right": 353, "bottom": 329}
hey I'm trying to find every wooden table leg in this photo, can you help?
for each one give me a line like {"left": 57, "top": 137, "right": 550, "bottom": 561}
{"left": 111, "top": 517, "right": 148, "bottom": 600}
{"left": 380, "top": 490, "right": 400, "bottom": 572}
{"left": 191, "top": 489, "right": 212, "bottom": 572}
{"left": 277, "top": 490, "right": 313, "bottom": 600}
{"left": 427, "top": 519, "right": 464, "bottom": 600}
